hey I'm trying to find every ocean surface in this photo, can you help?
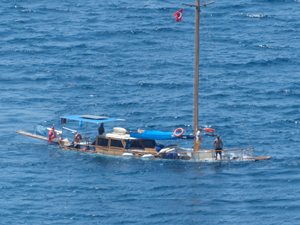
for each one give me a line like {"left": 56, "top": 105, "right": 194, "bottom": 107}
{"left": 1, "top": 0, "right": 300, "bottom": 224}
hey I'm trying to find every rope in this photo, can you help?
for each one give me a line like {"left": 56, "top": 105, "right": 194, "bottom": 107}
{"left": 201, "top": 13, "right": 251, "bottom": 146}
{"left": 172, "top": 14, "right": 184, "bottom": 135}
{"left": 126, "top": 1, "right": 168, "bottom": 118}
{"left": 201, "top": 23, "right": 211, "bottom": 130}
{"left": 143, "top": 0, "right": 152, "bottom": 8}
{"left": 138, "top": 6, "right": 179, "bottom": 129}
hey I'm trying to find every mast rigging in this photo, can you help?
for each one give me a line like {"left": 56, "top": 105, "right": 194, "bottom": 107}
{"left": 182, "top": 1, "right": 214, "bottom": 152}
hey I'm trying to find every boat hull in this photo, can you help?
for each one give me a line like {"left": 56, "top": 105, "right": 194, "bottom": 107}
{"left": 15, "top": 130, "right": 271, "bottom": 161}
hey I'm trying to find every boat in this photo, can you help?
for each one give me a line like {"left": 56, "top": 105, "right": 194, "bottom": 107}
{"left": 15, "top": 1, "right": 271, "bottom": 162}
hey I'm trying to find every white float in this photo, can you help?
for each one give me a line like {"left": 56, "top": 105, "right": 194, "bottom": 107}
{"left": 113, "top": 127, "right": 127, "bottom": 134}
{"left": 142, "top": 154, "right": 153, "bottom": 158}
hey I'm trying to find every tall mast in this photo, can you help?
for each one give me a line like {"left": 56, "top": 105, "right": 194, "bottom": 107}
{"left": 194, "top": 0, "right": 200, "bottom": 153}
{"left": 182, "top": 1, "right": 214, "bottom": 152}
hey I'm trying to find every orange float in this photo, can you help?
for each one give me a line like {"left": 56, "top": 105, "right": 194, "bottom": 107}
{"left": 204, "top": 128, "right": 215, "bottom": 133}
{"left": 174, "top": 128, "right": 185, "bottom": 137}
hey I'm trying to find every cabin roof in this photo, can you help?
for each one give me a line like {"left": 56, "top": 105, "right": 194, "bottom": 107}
{"left": 61, "top": 115, "right": 125, "bottom": 124}
{"left": 105, "top": 133, "right": 136, "bottom": 140}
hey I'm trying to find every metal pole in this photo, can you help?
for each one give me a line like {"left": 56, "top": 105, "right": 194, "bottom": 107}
{"left": 85, "top": 122, "right": 87, "bottom": 138}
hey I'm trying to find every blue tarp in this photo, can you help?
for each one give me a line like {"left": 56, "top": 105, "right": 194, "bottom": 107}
{"left": 61, "top": 115, "right": 124, "bottom": 124}
{"left": 130, "top": 130, "right": 177, "bottom": 140}
{"left": 130, "top": 130, "right": 194, "bottom": 140}
{"left": 35, "top": 125, "right": 48, "bottom": 137}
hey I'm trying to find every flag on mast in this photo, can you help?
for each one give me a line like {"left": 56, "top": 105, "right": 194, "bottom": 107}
{"left": 174, "top": 9, "right": 183, "bottom": 22}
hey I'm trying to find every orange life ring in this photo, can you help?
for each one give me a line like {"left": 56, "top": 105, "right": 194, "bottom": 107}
{"left": 174, "top": 128, "right": 185, "bottom": 137}
{"left": 74, "top": 133, "right": 82, "bottom": 142}
{"left": 204, "top": 128, "right": 215, "bottom": 133}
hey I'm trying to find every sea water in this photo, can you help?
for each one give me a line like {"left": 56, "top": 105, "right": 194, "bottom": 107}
{"left": 1, "top": 0, "right": 300, "bottom": 224}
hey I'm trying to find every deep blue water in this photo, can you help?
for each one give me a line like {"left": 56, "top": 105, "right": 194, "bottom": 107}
{"left": 1, "top": 0, "right": 300, "bottom": 224}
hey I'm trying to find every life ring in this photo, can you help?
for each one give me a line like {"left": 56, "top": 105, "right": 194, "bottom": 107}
{"left": 204, "top": 128, "right": 215, "bottom": 133}
{"left": 174, "top": 128, "right": 185, "bottom": 138}
{"left": 74, "top": 133, "right": 82, "bottom": 142}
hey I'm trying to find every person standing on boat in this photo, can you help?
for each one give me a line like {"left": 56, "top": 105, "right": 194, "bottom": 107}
{"left": 213, "top": 135, "right": 223, "bottom": 160}
{"left": 196, "top": 127, "right": 202, "bottom": 151}
{"left": 98, "top": 123, "right": 105, "bottom": 135}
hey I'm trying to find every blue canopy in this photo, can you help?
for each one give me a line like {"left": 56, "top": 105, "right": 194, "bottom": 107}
{"left": 130, "top": 130, "right": 176, "bottom": 140}
{"left": 130, "top": 130, "right": 194, "bottom": 140}
{"left": 61, "top": 115, "right": 125, "bottom": 124}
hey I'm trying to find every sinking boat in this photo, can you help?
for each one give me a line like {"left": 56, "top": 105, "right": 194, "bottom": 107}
{"left": 16, "top": 114, "right": 268, "bottom": 161}
{"left": 16, "top": 1, "right": 271, "bottom": 162}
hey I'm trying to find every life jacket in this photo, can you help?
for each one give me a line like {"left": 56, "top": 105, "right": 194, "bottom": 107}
{"left": 48, "top": 126, "right": 57, "bottom": 143}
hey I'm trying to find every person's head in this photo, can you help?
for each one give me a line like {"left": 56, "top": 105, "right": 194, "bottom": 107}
{"left": 101, "top": 123, "right": 103, "bottom": 127}
{"left": 198, "top": 127, "right": 202, "bottom": 131}
{"left": 217, "top": 134, "right": 220, "bottom": 139}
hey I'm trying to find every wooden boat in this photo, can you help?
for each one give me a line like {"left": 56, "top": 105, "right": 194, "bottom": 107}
{"left": 15, "top": 1, "right": 271, "bottom": 162}
{"left": 16, "top": 115, "right": 194, "bottom": 160}
{"left": 15, "top": 116, "right": 270, "bottom": 161}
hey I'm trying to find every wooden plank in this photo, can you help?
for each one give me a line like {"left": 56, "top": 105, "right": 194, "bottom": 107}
{"left": 15, "top": 130, "right": 59, "bottom": 144}
{"left": 182, "top": 3, "right": 198, "bottom": 7}
{"left": 254, "top": 156, "right": 272, "bottom": 161}
{"left": 200, "top": 1, "right": 214, "bottom": 7}
{"left": 62, "top": 144, "right": 154, "bottom": 157}
{"left": 182, "top": 1, "right": 214, "bottom": 8}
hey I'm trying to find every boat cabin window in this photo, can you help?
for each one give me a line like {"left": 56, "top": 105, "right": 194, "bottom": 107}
{"left": 110, "top": 139, "right": 124, "bottom": 148}
{"left": 143, "top": 140, "right": 156, "bottom": 148}
{"left": 130, "top": 140, "right": 144, "bottom": 149}
{"left": 97, "top": 137, "right": 108, "bottom": 147}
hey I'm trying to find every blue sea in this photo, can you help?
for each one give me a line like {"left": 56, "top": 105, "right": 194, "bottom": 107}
{"left": 1, "top": 0, "right": 300, "bottom": 224}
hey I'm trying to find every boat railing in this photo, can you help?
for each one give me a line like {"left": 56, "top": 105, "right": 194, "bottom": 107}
{"left": 34, "top": 125, "right": 63, "bottom": 136}
{"left": 62, "top": 126, "right": 77, "bottom": 134}
{"left": 46, "top": 127, "right": 62, "bottom": 135}
{"left": 199, "top": 147, "right": 254, "bottom": 152}
{"left": 190, "top": 147, "right": 255, "bottom": 161}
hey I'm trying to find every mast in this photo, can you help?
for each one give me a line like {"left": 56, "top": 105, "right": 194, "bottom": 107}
{"left": 194, "top": 0, "right": 200, "bottom": 153}
{"left": 182, "top": 1, "right": 214, "bottom": 152}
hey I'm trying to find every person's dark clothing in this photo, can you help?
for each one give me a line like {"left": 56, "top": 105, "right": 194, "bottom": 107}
{"left": 215, "top": 148, "right": 222, "bottom": 156}
{"left": 98, "top": 126, "right": 105, "bottom": 135}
